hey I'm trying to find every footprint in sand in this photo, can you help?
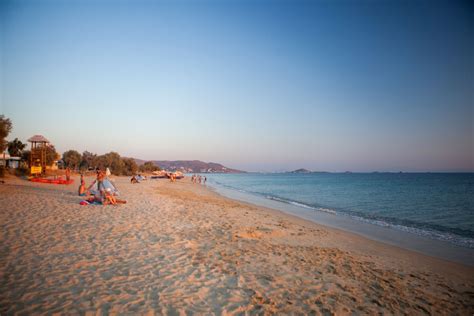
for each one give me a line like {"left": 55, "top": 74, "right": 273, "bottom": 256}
{"left": 235, "top": 227, "right": 286, "bottom": 240}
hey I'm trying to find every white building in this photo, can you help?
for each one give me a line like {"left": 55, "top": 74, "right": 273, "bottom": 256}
{"left": 0, "top": 152, "right": 21, "bottom": 169}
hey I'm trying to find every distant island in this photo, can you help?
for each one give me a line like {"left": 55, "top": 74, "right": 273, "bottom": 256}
{"left": 285, "top": 169, "right": 332, "bottom": 174}
{"left": 288, "top": 168, "right": 312, "bottom": 174}
{"left": 133, "top": 159, "right": 245, "bottom": 173}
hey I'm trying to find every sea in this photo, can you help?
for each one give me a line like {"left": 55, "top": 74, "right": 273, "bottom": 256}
{"left": 203, "top": 172, "right": 474, "bottom": 264}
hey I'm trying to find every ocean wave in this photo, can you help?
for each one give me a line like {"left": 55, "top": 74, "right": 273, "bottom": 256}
{"left": 288, "top": 201, "right": 315, "bottom": 209}
{"left": 264, "top": 196, "right": 339, "bottom": 215}
{"left": 347, "top": 214, "right": 474, "bottom": 249}
{"left": 314, "top": 207, "right": 338, "bottom": 214}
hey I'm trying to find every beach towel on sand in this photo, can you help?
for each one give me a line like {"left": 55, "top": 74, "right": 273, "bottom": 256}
{"left": 80, "top": 200, "right": 102, "bottom": 206}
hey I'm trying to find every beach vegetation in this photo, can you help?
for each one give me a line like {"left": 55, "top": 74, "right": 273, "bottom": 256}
{"left": 122, "top": 158, "right": 138, "bottom": 176}
{"left": 62, "top": 150, "right": 82, "bottom": 170}
{"left": 21, "top": 150, "right": 31, "bottom": 165}
{"left": 83, "top": 151, "right": 136, "bottom": 176}
{"left": 0, "top": 115, "right": 13, "bottom": 177}
{"left": 45, "top": 145, "right": 60, "bottom": 166}
{"left": 7, "top": 138, "right": 27, "bottom": 157}
{"left": 139, "top": 161, "right": 160, "bottom": 173}
{"left": 90, "top": 154, "right": 108, "bottom": 171}
{"left": 14, "top": 166, "right": 29, "bottom": 176}
{"left": 80, "top": 151, "right": 97, "bottom": 170}
{"left": 103, "top": 152, "right": 125, "bottom": 175}
{"left": 0, "top": 115, "right": 13, "bottom": 153}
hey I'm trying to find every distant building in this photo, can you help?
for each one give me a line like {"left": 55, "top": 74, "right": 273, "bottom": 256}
{"left": 0, "top": 152, "right": 21, "bottom": 169}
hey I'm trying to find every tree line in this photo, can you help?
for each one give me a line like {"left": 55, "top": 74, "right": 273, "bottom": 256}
{"left": 62, "top": 150, "right": 160, "bottom": 176}
{"left": 0, "top": 115, "right": 160, "bottom": 177}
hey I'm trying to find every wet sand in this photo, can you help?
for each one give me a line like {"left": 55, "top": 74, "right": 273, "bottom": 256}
{"left": 0, "top": 175, "right": 473, "bottom": 314}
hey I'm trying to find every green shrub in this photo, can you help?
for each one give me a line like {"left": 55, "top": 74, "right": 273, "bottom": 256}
{"left": 15, "top": 167, "right": 29, "bottom": 176}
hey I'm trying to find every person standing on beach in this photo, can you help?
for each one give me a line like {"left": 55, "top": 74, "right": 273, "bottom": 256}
{"left": 65, "top": 167, "right": 71, "bottom": 181}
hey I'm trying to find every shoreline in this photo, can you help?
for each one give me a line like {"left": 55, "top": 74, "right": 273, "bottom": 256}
{"left": 198, "top": 180, "right": 474, "bottom": 272}
{"left": 206, "top": 181, "right": 474, "bottom": 266}
{"left": 1, "top": 175, "right": 473, "bottom": 314}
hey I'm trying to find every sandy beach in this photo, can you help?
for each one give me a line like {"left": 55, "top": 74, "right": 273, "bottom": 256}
{"left": 0, "top": 175, "right": 473, "bottom": 315}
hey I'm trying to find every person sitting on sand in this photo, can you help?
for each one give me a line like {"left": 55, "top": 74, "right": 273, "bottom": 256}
{"left": 131, "top": 175, "right": 139, "bottom": 184}
{"left": 78, "top": 174, "right": 87, "bottom": 196}
{"left": 87, "top": 170, "right": 106, "bottom": 194}
{"left": 102, "top": 188, "right": 127, "bottom": 205}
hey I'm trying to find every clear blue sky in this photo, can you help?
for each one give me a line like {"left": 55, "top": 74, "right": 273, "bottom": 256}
{"left": 1, "top": 0, "right": 472, "bottom": 172}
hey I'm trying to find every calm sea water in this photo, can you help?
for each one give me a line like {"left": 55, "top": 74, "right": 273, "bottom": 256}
{"left": 205, "top": 173, "right": 474, "bottom": 249}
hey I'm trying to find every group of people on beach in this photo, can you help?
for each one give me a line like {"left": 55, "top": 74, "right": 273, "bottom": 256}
{"left": 130, "top": 174, "right": 146, "bottom": 184}
{"left": 78, "top": 169, "right": 126, "bottom": 205}
{"left": 191, "top": 174, "right": 206, "bottom": 184}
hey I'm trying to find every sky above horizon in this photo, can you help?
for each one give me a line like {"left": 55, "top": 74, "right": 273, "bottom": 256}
{"left": 1, "top": 0, "right": 473, "bottom": 172}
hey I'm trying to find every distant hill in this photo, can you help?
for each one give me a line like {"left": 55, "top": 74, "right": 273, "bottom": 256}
{"left": 288, "top": 168, "right": 312, "bottom": 173}
{"left": 133, "top": 159, "right": 244, "bottom": 173}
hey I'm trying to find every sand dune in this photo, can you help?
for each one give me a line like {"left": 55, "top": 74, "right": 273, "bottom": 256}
{"left": 0, "top": 175, "right": 473, "bottom": 314}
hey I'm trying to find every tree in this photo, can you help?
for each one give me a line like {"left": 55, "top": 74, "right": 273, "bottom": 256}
{"left": 92, "top": 154, "right": 108, "bottom": 171}
{"left": 139, "top": 161, "right": 160, "bottom": 173}
{"left": 80, "top": 151, "right": 96, "bottom": 170}
{"left": 21, "top": 150, "right": 31, "bottom": 162}
{"left": 7, "top": 138, "right": 27, "bottom": 157}
{"left": 90, "top": 152, "right": 126, "bottom": 175}
{"left": 63, "top": 150, "right": 82, "bottom": 169}
{"left": 104, "top": 152, "right": 125, "bottom": 175}
{"left": 122, "top": 158, "right": 138, "bottom": 176}
{"left": 21, "top": 150, "right": 31, "bottom": 168}
{"left": 0, "top": 115, "right": 12, "bottom": 153}
{"left": 45, "top": 145, "right": 60, "bottom": 166}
